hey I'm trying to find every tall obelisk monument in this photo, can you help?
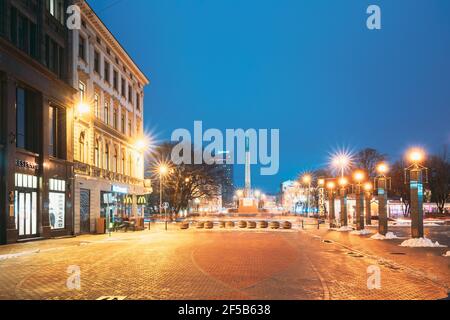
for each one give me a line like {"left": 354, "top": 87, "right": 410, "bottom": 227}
{"left": 244, "top": 136, "right": 251, "bottom": 197}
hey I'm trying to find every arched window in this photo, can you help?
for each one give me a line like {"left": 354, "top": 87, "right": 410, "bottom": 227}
{"left": 79, "top": 132, "right": 85, "bottom": 162}
{"left": 94, "top": 139, "right": 100, "bottom": 167}
{"left": 104, "top": 102, "right": 109, "bottom": 125}
{"left": 104, "top": 143, "right": 110, "bottom": 171}
{"left": 121, "top": 152, "right": 125, "bottom": 174}
{"left": 113, "top": 147, "right": 118, "bottom": 172}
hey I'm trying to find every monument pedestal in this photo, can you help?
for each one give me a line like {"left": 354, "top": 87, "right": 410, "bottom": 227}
{"left": 238, "top": 198, "right": 258, "bottom": 214}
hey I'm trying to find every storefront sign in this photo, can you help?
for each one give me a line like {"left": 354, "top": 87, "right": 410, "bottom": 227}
{"left": 49, "top": 192, "right": 65, "bottom": 230}
{"left": 137, "top": 195, "right": 147, "bottom": 205}
{"left": 112, "top": 185, "right": 128, "bottom": 194}
{"left": 16, "top": 159, "right": 39, "bottom": 170}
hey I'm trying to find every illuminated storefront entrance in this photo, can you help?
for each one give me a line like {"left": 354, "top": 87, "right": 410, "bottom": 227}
{"left": 14, "top": 173, "right": 38, "bottom": 239}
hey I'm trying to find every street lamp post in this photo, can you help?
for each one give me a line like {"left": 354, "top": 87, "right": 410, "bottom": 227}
{"left": 338, "top": 177, "right": 349, "bottom": 227}
{"left": 364, "top": 182, "right": 373, "bottom": 226}
{"left": 375, "top": 162, "right": 390, "bottom": 236}
{"left": 353, "top": 170, "right": 366, "bottom": 231}
{"left": 302, "top": 174, "right": 312, "bottom": 217}
{"left": 404, "top": 149, "right": 427, "bottom": 239}
{"left": 326, "top": 181, "right": 336, "bottom": 228}
{"left": 158, "top": 164, "right": 169, "bottom": 231}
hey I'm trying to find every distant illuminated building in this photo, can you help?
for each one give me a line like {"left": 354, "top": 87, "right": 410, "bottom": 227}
{"left": 215, "top": 151, "right": 235, "bottom": 208}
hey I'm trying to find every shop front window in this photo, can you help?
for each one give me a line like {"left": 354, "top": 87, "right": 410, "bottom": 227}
{"left": 49, "top": 178, "right": 65, "bottom": 230}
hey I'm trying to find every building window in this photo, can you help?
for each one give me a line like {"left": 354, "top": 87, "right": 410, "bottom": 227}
{"left": 121, "top": 78, "right": 126, "bottom": 98}
{"left": 45, "top": 35, "right": 64, "bottom": 78}
{"left": 49, "top": 178, "right": 66, "bottom": 230}
{"left": 94, "top": 139, "right": 100, "bottom": 167}
{"left": 121, "top": 152, "right": 125, "bottom": 174}
{"left": 104, "top": 144, "right": 110, "bottom": 171}
{"left": 49, "top": 105, "right": 65, "bottom": 159}
{"left": 113, "top": 108, "right": 118, "bottom": 129}
{"left": 128, "top": 85, "right": 132, "bottom": 103}
{"left": 104, "top": 101, "right": 109, "bottom": 125}
{"left": 128, "top": 120, "right": 132, "bottom": 136}
{"left": 104, "top": 60, "right": 110, "bottom": 83}
{"left": 113, "top": 70, "right": 118, "bottom": 91}
{"left": 79, "top": 81, "right": 86, "bottom": 102}
{"left": 121, "top": 112, "right": 125, "bottom": 134}
{"left": 94, "top": 50, "right": 100, "bottom": 74}
{"left": 16, "top": 87, "right": 38, "bottom": 152}
{"left": 10, "top": 7, "right": 38, "bottom": 59}
{"left": 16, "top": 88, "right": 26, "bottom": 149}
{"left": 46, "top": 0, "right": 64, "bottom": 25}
{"left": 113, "top": 148, "right": 118, "bottom": 172}
{"left": 79, "top": 35, "right": 85, "bottom": 61}
{"left": 136, "top": 93, "right": 140, "bottom": 111}
{"left": 79, "top": 132, "right": 85, "bottom": 162}
{"left": 94, "top": 93, "right": 99, "bottom": 118}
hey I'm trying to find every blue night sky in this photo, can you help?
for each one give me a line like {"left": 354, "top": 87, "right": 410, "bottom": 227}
{"left": 89, "top": 0, "right": 450, "bottom": 193}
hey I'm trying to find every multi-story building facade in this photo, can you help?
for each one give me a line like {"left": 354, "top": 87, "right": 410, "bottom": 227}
{"left": 0, "top": 0, "right": 75, "bottom": 244}
{"left": 70, "top": 1, "right": 150, "bottom": 234}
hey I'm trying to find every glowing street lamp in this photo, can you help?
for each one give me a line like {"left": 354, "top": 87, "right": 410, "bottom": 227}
{"left": 332, "top": 153, "right": 352, "bottom": 178}
{"left": 76, "top": 102, "right": 90, "bottom": 117}
{"left": 407, "top": 148, "right": 425, "bottom": 164}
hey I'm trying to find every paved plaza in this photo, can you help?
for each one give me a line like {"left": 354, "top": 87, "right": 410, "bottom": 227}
{"left": 0, "top": 223, "right": 448, "bottom": 300}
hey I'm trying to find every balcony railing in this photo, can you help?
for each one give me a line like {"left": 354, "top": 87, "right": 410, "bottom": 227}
{"left": 74, "top": 161, "right": 145, "bottom": 186}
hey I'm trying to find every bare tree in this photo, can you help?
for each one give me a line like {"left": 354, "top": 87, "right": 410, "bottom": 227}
{"left": 390, "top": 160, "right": 410, "bottom": 217}
{"left": 354, "top": 148, "right": 387, "bottom": 177}
{"left": 427, "top": 146, "right": 450, "bottom": 214}
{"left": 146, "top": 142, "right": 225, "bottom": 216}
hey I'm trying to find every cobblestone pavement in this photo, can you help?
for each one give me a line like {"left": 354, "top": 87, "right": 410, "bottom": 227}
{"left": 0, "top": 224, "right": 448, "bottom": 300}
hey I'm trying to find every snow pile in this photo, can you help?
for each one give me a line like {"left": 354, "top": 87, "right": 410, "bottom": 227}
{"left": 400, "top": 238, "right": 446, "bottom": 248}
{"left": 370, "top": 232, "right": 399, "bottom": 240}
{"left": 0, "top": 249, "right": 40, "bottom": 260}
{"left": 392, "top": 219, "right": 411, "bottom": 227}
{"left": 350, "top": 229, "right": 372, "bottom": 236}
{"left": 444, "top": 251, "right": 450, "bottom": 257}
{"left": 335, "top": 226, "right": 354, "bottom": 232}
{"left": 423, "top": 223, "right": 441, "bottom": 227}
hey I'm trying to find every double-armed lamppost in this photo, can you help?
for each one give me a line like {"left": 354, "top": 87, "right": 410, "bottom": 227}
{"left": 404, "top": 148, "right": 428, "bottom": 238}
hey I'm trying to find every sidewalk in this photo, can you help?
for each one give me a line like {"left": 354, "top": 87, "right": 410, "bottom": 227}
{"left": 302, "top": 225, "right": 450, "bottom": 292}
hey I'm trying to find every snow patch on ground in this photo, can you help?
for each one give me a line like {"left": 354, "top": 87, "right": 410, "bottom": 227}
{"left": 370, "top": 232, "right": 399, "bottom": 240}
{"left": 400, "top": 238, "right": 447, "bottom": 248}
{"left": 0, "top": 249, "right": 40, "bottom": 260}
{"left": 337, "top": 226, "right": 354, "bottom": 232}
{"left": 350, "top": 229, "right": 372, "bottom": 236}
